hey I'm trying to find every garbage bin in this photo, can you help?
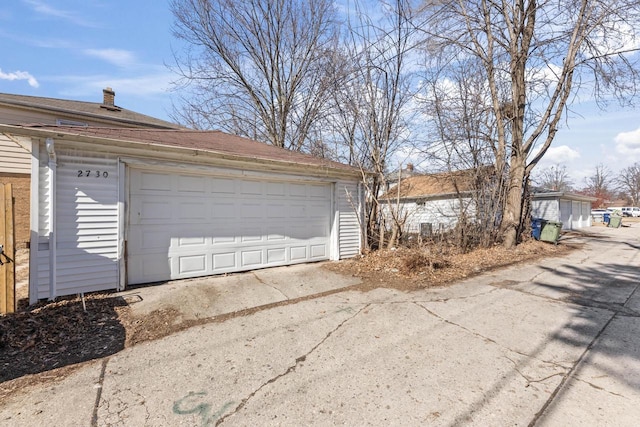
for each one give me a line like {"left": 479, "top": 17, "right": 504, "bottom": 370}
{"left": 531, "top": 218, "right": 543, "bottom": 240}
{"left": 603, "top": 213, "right": 611, "bottom": 224}
{"left": 540, "top": 220, "right": 562, "bottom": 244}
{"left": 608, "top": 215, "right": 622, "bottom": 228}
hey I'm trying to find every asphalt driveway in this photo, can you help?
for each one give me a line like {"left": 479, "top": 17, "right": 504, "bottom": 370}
{"left": 2, "top": 224, "right": 639, "bottom": 426}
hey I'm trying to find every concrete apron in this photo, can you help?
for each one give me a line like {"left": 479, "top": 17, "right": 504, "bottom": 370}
{"left": 1, "top": 225, "right": 640, "bottom": 426}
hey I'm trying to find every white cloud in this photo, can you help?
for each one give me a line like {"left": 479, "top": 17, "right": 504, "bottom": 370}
{"left": 55, "top": 71, "right": 173, "bottom": 98}
{"left": 614, "top": 127, "right": 640, "bottom": 159}
{"left": 83, "top": 49, "right": 137, "bottom": 68}
{"left": 23, "top": 0, "right": 98, "bottom": 27}
{"left": 533, "top": 144, "right": 581, "bottom": 166}
{"left": 0, "top": 68, "right": 39, "bottom": 87}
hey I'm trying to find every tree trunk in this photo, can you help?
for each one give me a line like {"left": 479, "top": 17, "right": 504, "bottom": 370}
{"left": 502, "top": 155, "right": 526, "bottom": 248}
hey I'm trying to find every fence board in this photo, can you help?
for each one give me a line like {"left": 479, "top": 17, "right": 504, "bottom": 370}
{"left": 1, "top": 183, "right": 15, "bottom": 314}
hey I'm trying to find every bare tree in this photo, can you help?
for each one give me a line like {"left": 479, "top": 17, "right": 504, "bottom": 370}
{"left": 618, "top": 163, "right": 640, "bottom": 205}
{"left": 170, "top": 0, "right": 339, "bottom": 151}
{"left": 327, "top": 0, "right": 418, "bottom": 248}
{"left": 421, "top": 57, "right": 507, "bottom": 247}
{"left": 418, "top": 0, "right": 640, "bottom": 247}
{"left": 580, "top": 163, "right": 614, "bottom": 206}
{"left": 533, "top": 164, "right": 574, "bottom": 192}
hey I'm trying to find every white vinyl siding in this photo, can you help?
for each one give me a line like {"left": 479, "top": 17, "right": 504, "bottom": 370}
{"left": 128, "top": 169, "right": 333, "bottom": 284}
{"left": 54, "top": 153, "right": 119, "bottom": 294}
{"left": 35, "top": 154, "right": 51, "bottom": 299}
{"left": 532, "top": 197, "right": 593, "bottom": 230}
{"left": 32, "top": 147, "right": 120, "bottom": 300}
{"left": 532, "top": 198, "right": 560, "bottom": 223}
{"left": 382, "top": 197, "right": 474, "bottom": 235}
{"left": 582, "top": 202, "right": 591, "bottom": 227}
{"left": 336, "top": 181, "right": 362, "bottom": 259}
{"left": 0, "top": 133, "right": 31, "bottom": 174}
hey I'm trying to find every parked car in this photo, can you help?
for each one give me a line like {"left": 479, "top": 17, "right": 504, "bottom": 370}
{"left": 591, "top": 209, "right": 608, "bottom": 222}
{"left": 607, "top": 206, "right": 639, "bottom": 217}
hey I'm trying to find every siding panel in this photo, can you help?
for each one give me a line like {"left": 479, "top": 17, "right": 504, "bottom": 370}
{"left": 0, "top": 134, "right": 31, "bottom": 174}
{"left": 336, "top": 181, "right": 361, "bottom": 259}
{"left": 54, "top": 152, "right": 119, "bottom": 296}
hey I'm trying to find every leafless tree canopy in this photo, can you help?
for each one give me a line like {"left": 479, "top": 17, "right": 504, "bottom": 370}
{"left": 169, "top": 0, "right": 640, "bottom": 250}
{"left": 533, "top": 164, "right": 575, "bottom": 192}
{"left": 170, "top": 0, "right": 339, "bottom": 150}
{"left": 324, "top": 0, "right": 418, "bottom": 248}
{"left": 618, "top": 163, "right": 640, "bottom": 205}
{"left": 417, "top": 0, "right": 640, "bottom": 247}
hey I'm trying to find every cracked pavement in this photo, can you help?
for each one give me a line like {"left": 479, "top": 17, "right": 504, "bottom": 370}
{"left": 2, "top": 224, "right": 640, "bottom": 426}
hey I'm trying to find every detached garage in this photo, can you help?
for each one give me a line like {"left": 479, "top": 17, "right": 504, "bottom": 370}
{"left": 531, "top": 190, "right": 596, "bottom": 230}
{"left": 2, "top": 125, "right": 363, "bottom": 304}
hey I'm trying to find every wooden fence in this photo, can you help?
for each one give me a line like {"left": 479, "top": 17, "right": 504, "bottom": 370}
{"left": 1, "top": 183, "right": 15, "bottom": 314}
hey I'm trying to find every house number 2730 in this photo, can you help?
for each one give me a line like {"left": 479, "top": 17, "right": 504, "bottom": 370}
{"left": 77, "top": 170, "right": 109, "bottom": 178}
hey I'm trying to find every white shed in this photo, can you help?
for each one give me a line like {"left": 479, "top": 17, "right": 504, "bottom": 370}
{"left": 531, "top": 191, "right": 596, "bottom": 230}
{"left": 1, "top": 125, "right": 363, "bottom": 304}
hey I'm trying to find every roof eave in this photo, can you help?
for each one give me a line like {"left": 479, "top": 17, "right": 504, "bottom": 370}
{"left": 0, "top": 125, "right": 362, "bottom": 179}
{"left": 0, "top": 100, "right": 179, "bottom": 129}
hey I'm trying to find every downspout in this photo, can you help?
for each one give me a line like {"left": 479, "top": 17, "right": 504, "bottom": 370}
{"left": 45, "top": 138, "right": 57, "bottom": 300}
{"left": 358, "top": 181, "right": 365, "bottom": 253}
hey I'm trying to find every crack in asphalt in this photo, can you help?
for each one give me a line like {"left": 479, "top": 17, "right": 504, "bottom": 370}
{"left": 90, "top": 358, "right": 109, "bottom": 427}
{"left": 572, "top": 376, "right": 628, "bottom": 399}
{"left": 414, "top": 302, "right": 568, "bottom": 369}
{"left": 529, "top": 285, "right": 640, "bottom": 427}
{"left": 252, "top": 272, "right": 289, "bottom": 300}
{"left": 215, "top": 304, "right": 371, "bottom": 426}
{"left": 412, "top": 287, "right": 500, "bottom": 304}
{"left": 527, "top": 311, "right": 618, "bottom": 427}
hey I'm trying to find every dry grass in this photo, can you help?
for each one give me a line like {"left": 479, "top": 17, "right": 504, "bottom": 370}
{"left": 327, "top": 238, "right": 576, "bottom": 292}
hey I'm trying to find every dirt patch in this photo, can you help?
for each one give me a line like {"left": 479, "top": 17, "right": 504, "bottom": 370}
{"left": 0, "top": 238, "right": 578, "bottom": 399}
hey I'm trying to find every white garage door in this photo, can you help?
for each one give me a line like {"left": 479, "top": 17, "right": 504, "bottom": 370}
{"left": 127, "top": 169, "right": 332, "bottom": 284}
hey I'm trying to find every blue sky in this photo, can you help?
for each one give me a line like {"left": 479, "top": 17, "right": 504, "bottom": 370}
{"left": 1, "top": 0, "right": 639, "bottom": 186}
{"left": 0, "top": 0, "right": 178, "bottom": 121}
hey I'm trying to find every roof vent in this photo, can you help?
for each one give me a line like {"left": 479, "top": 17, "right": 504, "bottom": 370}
{"left": 101, "top": 87, "right": 121, "bottom": 111}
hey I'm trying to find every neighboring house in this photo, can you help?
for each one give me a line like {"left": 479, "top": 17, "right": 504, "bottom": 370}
{"left": 531, "top": 190, "right": 596, "bottom": 230}
{"left": 380, "top": 170, "right": 477, "bottom": 234}
{"left": 384, "top": 163, "right": 419, "bottom": 190}
{"left": 0, "top": 124, "right": 363, "bottom": 304}
{"left": 0, "top": 88, "right": 181, "bottom": 246}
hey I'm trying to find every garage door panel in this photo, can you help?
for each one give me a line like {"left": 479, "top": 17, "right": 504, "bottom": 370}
{"left": 290, "top": 246, "right": 307, "bottom": 260}
{"left": 178, "top": 175, "right": 206, "bottom": 192}
{"left": 178, "top": 236, "right": 206, "bottom": 247}
{"left": 267, "top": 182, "right": 285, "bottom": 195}
{"left": 178, "top": 254, "right": 207, "bottom": 275}
{"left": 290, "top": 184, "right": 307, "bottom": 197}
{"left": 241, "top": 202, "right": 263, "bottom": 218}
{"left": 211, "top": 177, "right": 235, "bottom": 193}
{"left": 309, "top": 184, "right": 330, "bottom": 198}
{"left": 267, "top": 248, "right": 286, "bottom": 263}
{"left": 311, "top": 244, "right": 327, "bottom": 258}
{"left": 213, "top": 202, "right": 236, "bottom": 219}
{"left": 128, "top": 169, "right": 332, "bottom": 284}
{"left": 179, "top": 202, "right": 208, "bottom": 219}
{"left": 138, "top": 200, "right": 172, "bottom": 221}
{"left": 138, "top": 171, "right": 172, "bottom": 191}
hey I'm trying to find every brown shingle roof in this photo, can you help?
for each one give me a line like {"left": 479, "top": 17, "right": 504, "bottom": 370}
{"left": 20, "top": 125, "right": 359, "bottom": 173}
{"left": 0, "top": 92, "right": 181, "bottom": 129}
{"left": 383, "top": 170, "right": 478, "bottom": 199}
